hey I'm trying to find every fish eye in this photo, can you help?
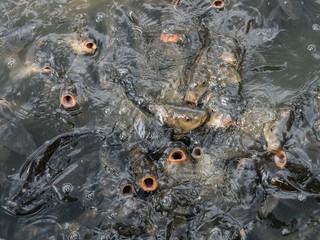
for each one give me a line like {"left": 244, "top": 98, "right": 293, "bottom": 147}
{"left": 202, "top": 81, "right": 206, "bottom": 85}
{"left": 185, "top": 116, "right": 192, "bottom": 122}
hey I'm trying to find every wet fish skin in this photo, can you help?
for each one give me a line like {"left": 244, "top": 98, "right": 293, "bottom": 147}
{"left": 132, "top": 154, "right": 158, "bottom": 190}
{"left": 28, "top": 38, "right": 56, "bottom": 73}
{"left": 163, "top": 146, "right": 195, "bottom": 182}
{"left": 232, "top": 158, "right": 260, "bottom": 205}
{"left": 0, "top": 25, "right": 37, "bottom": 78}
{"left": 0, "top": 25, "right": 37, "bottom": 57}
{"left": 263, "top": 109, "right": 293, "bottom": 153}
{"left": 68, "top": 27, "right": 100, "bottom": 56}
{"left": 149, "top": 104, "right": 208, "bottom": 133}
{"left": 185, "top": 40, "right": 241, "bottom": 105}
{"left": 5, "top": 128, "right": 121, "bottom": 215}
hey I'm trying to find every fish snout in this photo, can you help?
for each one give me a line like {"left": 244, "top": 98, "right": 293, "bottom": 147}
{"left": 184, "top": 90, "right": 199, "bottom": 104}
{"left": 60, "top": 93, "right": 79, "bottom": 109}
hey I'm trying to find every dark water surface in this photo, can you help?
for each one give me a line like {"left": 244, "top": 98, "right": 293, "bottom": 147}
{"left": 1, "top": 0, "right": 320, "bottom": 239}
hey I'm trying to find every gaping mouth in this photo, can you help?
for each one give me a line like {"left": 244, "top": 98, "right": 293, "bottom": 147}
{"left": 141, "top": 176, "right": 158, "bottom": 191}
{"left": 212, "top": 0, "right": 225, "bottom": 9}
{"left": 120, "top": 184, "right": 135, "bottom": 197}
{"left": 60, "top": 94, "right": 78, "bottom": 109}
{"left": 83, "top": 41, "right": 97, "bottom": 54}
{"left": 168, "top": 149, "right": 187, "bottom": 163}
{"left": 273, "top": 150, "right": 287, "bottom": 169}
{"left": 160, "top": 33, "right": 183, "bottom": 43}
{"left": 42, "top": 66, "right": 53, "bottom": 73}
{"left": 191, "top": 147, "right": 203, "bottom": 160}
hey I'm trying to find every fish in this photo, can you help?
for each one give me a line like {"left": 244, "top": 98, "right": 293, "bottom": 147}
{"left": 231, "top": 158, "right": 260, "bottom": 205}
{"left": 163, "top": 147, "right": 195, "bottom": 181}
{"left": 68, "top": 27, "right": 99, "bottom": 55}
{"left": 131, "top": 154, "right": 159, "bottom": 192}
{"left": 0, "top": 25, "right": 36, "bottom": 59}
{"left": 5, "top": 128, "right": 125, "bottom": 215}
{"left": 26, "top": 37, "right": 56, "bottom": 73}
{"left": 192, "top": 146, "right": 226, "bottom": 188}
{"left": 0, "top": 25, "right": 37, "bottom": 80}
{"left": 149, "top": 104, "right": 208, "bottom": 133}
{"left": 264, "top": 109, "right": 293, "bottom": 153}
{"left": 185, "top": 38, "right": 241, "bottom": 105}
{"left": 264, "top": 109, "right": 293, "bottom": 169}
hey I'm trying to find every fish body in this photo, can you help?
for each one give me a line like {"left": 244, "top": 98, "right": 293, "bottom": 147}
{"left": 149, "top": 104, "right": 208, "bottom": 133}
{"left": 5, "top": 128, "right": 124, "bottom": 215}
{"left": 263, "top": 109, "right": 293, "bottom": 153}
{"left": 185, "top": 35, "right": 241, "bottom": 105}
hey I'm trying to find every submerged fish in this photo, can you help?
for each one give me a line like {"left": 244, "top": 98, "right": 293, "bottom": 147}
{"left": 5, "top": 128, "right": 125, "bottom": 215}
{"left": 185, "top": 35, "right": 241, "bottom": 105}
{"left": 0, "top": 25, "right": 37, "bottom": 79}
{"left": 0, "top": 25, "right": 36, "bottom": 59}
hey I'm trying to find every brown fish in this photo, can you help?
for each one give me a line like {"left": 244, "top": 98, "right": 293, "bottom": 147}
{"left": 185, "top": 41, "right": 241, "bottom": 105}
{"left": 132, "top": 154, "right": 158, "bottom": 192}
{"left": 68, "top": 27, "right": 98, "bottom": 55}
{"left": 149, "top": 104, "right": 208, "bottom": 133}
{"left": 263, "top": 109, "right": 293, "bottom": 169}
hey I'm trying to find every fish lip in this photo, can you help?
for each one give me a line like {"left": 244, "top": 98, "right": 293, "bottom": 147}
{"left": 168, "top": 148, "right": 187, "bottom": 163}
{"left": 272, "top": 150, "right": 287, "bottom": 169}
{"left": 60, "top": 94, "right": 79, "bottom": 109}
{"left": 82, "top": 41, "right": 97, "bottom": 55}
{"left": 120, "top": 184, "right": 135, "bottom": 198}
{"left": 212, "top": 0, "right": 225, "bottom": 9}
{"left": 184, "top": 91, "right": 199, "bottom": 105}
{"left": 160, "top": 33, "right": 183, "bottom": 43}
{"left": 41, "top": 66, "right": 53, "bottom": 73}
{"left": 141, "top": 176, "right": 158, "bottom": 191}
{"left": 191, "top": 147, "right": 203, "bottom": 160}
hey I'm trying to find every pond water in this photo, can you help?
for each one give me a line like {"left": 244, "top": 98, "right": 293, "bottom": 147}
{"left": 1, "top": 0, "right": 320, "bottom": 239}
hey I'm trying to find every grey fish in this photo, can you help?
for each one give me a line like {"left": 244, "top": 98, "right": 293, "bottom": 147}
{"left": 5, "top": 128, "right": 124, "bottom": 215}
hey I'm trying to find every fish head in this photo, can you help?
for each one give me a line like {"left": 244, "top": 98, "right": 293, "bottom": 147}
{"left": 34, "top": 44, "right": 55, "bottom": 73}
{"left": 166, "top": 105, "right": 208, "bottom": 132}
{"left": 76, "top": 28, "right": 98, "bottom": 55}
{"left": 263, "top": 109, "right": 293, "bottom": 153}
{"left": 185, "top": 80, "right": 209, "bottom": 105}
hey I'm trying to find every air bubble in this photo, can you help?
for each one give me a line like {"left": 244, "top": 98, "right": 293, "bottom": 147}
{"left": 297, "top": 194, "right": 306, "bottom": 201}
{"left": 307, "top": 44, "right": 316, "bottom": 52}
{"left": 84, "top": 191, "right": 95, "bottom": 201}
{"left": 68, "top": 231, "right": 80, "bottom": 240}
{"left": 96, "top": 13, "right": 105, "bottom": 23}
{"left": 62, "top": 183, "right": 74, "bottom": 194}
{"left": 6, "top": 57, "right": 17, "bottom": 69}
{"left": 281, "top": 228, "right": 290, "bottom": 236}
{"left": 104, "top": 108, "right": 111, "bottom": 115}
{"left": 312, "top": 24, "right": 320, "bottom": 31}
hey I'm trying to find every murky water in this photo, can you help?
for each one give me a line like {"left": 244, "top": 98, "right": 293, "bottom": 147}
{"left": 1, "top": 0, "right": 320, "bottom": 239}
